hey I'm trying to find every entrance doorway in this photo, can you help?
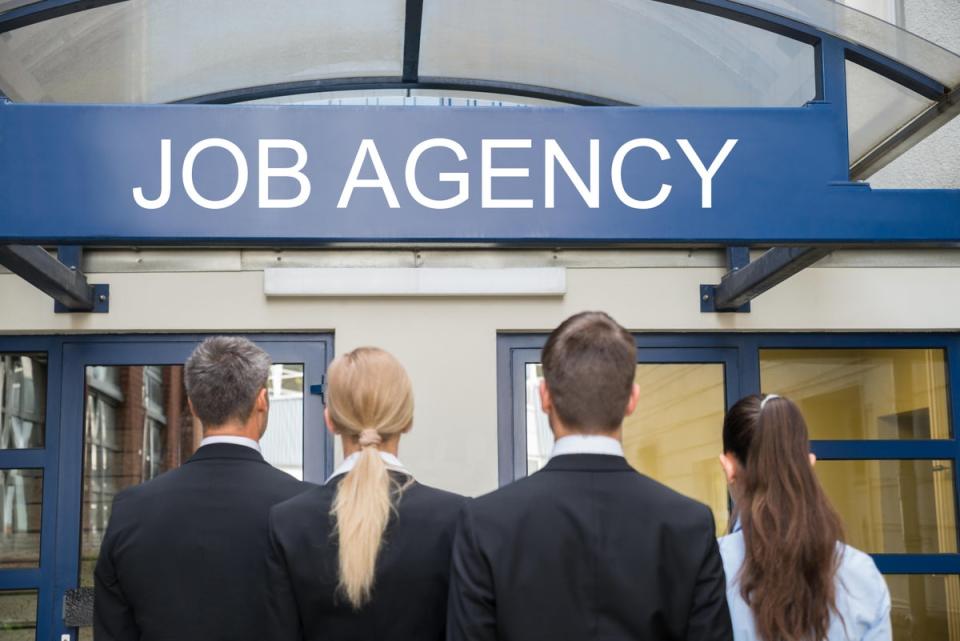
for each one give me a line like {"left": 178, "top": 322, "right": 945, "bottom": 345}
{"left": 0, "top": 334, "right": 332, "bottom": 641}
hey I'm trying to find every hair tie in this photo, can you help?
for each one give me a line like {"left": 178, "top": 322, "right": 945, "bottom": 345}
{"left": 760, "top": 394, "right": 780, "bottom": 411}
{"left": 358, "top": 428, "right": 383, "bottom": 448}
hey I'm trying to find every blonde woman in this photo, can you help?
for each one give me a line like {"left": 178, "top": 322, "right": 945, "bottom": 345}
{"left": 266, "top": 347, "right": 466, "bottom": 641}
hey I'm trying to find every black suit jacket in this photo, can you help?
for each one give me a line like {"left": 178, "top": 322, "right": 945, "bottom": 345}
{"left": 447, "top": 454, "right": 733, "bottom": 641}
{"left": 94, "top": 443, "right": 309, "bottom": 641}
{"left": 266, "top": 472, "right": 466, "bottom": 641}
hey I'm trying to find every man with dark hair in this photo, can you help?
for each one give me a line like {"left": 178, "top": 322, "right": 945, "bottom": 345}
{"left": 94, "top": 337, "right": 308, "bottom": 641}
{"left": 448, "top": 311, "right": 732, "bottom": 641}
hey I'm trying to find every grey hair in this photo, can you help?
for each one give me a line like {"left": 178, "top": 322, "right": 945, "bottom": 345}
{"left": 184, "top": 336, "right": 272, "bottom": 428}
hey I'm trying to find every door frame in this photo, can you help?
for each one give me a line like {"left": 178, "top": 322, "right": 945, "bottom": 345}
{"left": 17, "top": 332, "right": 334, "bottom": 641}
{"left": 498, "top": 331, "right": 960, "bottom": 582}
{"left": 497, "top": 333, "right": 742, "bottom": 486}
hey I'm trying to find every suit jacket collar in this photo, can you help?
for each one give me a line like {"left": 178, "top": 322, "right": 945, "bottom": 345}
{"left": 186, "top": 442, "right": 267, "bottom": 464}
{"left": 542, "top": 453, "right": 634, "bottom": 473}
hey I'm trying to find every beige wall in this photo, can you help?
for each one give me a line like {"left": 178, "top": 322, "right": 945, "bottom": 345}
{"left": 1, "top": 250, "right": 959, "bottom": 495}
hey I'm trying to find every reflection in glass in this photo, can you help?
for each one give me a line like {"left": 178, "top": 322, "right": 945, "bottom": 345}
{"left": 846, "top": 61, "right": 934, "bottom": 164}
{"left": 818, "top": 460, "right": 957, "bottom": 554}
{"left": 526, "top": 362, "right": 729, "bottom": 535}
{"left": 79, "top": 363, "right": 304, "bottom": 589}
{"left": 886, "top": 575, "right": 960, "bottom": 641}
{"left": 0, "top": 0, "right": 404, "bottom": 103}
{"left": 1, "top": 355, "right": 46, "bottom": 449}
{"left": 760, "top": 349, "right": 950, "bottom": 440}
{"left": 250, "top": 89, "right": 561, "bottom": 107}
{"left": 0, "top": 469, "right": 42, "bottom": 569}
{"left": 421, "top": 0, "right": 816, "bottom": 107}
{"left": 0, "top": 589, "right": 37, "bottom": 641}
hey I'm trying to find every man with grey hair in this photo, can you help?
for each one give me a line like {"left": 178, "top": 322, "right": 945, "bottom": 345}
{"left": 94, "top": 336, "right": 308, "bottom": 641}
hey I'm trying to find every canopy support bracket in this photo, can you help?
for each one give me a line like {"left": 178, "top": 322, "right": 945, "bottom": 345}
{"left": 701, "top": 246, "right": 830, "bottom": 313}
{"left": 0, "top": 245, "right": 109, "bottom": 313}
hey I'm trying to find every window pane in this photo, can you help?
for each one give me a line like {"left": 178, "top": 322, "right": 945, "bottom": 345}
{"left": 1, "top": 355, "right": 46, "bottom": 449}
{"left": 79, "top": 363, "right": 303, "bottom": 588}
{"left": 421, "top": 0, "right": 816, "bottom": 107}
{"left": 0, "top": 0, "right": 404, "bottom": 103}
{"left": 526, "top": 362, "right": 729, "bottom": 535}
{"left": 886, "top": 575, "right": 960, "bottom": 641}
{"left": 263, "top": 364, "right": 304, "bottom": 480}
{"left": 249, "top": 88, "right": 566, "bottom": 107}
{"left": 847, "top": 61, "right": 934, "bottom": 164}
{"left": 0, "top": 469, "right": 42, "bottom": 569}
{"left": 760, "top": 349, "right": 950, "bottom": 439}
{"left": 817, "top": 460, "right": 957, "bottom": 554}
{"left": 0, "top": 589, "right": 37, "bottom": 641}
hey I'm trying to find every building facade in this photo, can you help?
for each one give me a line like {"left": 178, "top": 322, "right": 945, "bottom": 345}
{"left": 0, "top": 0, "right": 958, "bottom": 639}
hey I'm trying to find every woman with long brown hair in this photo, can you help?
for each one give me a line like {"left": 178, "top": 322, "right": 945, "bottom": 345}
{"left": 718, "top": 394, "right": 891, "bottom": 641}
{"left": 266, "top": 347, "right": 465, "bottom": 641}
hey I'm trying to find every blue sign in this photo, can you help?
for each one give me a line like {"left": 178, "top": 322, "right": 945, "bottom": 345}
{"left": 0, "top": 103, "right": 957, "bottom": 244}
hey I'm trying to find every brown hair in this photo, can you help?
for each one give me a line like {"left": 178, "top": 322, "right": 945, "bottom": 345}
{"left": 542, "top": 311, "right": 636, "bottom": 432}
{"left": 723, "top": 394, "right": 845, "bottom": 641}
{"left": 326, "top": 347, "right": 414, "bottom": 609}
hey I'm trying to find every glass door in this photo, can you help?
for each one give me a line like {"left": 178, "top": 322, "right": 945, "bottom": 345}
{"left": 507, "top": 343, "right": 739, "bottom": 535}
{"left": 0, "top": 339, "right": 58, "bottom": 641}
{"left": 52, "top": 335, "right": 331, "bottom": 641}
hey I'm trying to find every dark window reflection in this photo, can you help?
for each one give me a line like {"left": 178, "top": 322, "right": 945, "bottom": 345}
{"left": 0, "top": 470, "right": 42, "bottom": 569}
{"left": 0, "top": 589, "right": 38, "bottom": 641}
{"left": 887, "top": 574, "right": 960, "bottom": 641}
{"left": 0, "top": 355, "right": 46, "bottom": 449}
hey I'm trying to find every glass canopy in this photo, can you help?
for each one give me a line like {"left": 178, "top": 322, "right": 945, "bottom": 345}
{"left": 0, "top": 0, "right": 958, "bottom": 173}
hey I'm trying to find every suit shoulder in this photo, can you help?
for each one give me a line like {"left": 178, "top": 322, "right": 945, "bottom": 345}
{"left": 272, "top": 483, "right": 331, "bottom": 519}
{"left": 632, "top": 473, "right": 715, "bottom": 522}
{"left": 259, "top": 464, "right": 312, "bottom": 495}
{"left": 409, "top": 482, "right": 467, "bottom": 506}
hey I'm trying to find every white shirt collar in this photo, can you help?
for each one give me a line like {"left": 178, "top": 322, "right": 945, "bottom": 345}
{"left": 550, "top": 434, "right": 624, "bottom": 460}
{"left": 326, "top": 451, "right": 410, "bottom": 484}
{"left": 199, "top": 435, "right": 262, "bottom": 453}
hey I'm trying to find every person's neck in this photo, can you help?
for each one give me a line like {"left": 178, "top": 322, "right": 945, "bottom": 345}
{"left": 202, "top": 422, "right": 260, "bottom": 442}
{"left": 341, "top": 437, "right": 400, "bottom": 459}
{"left": 552, "top": 422, "right": 623, "bottom": 442}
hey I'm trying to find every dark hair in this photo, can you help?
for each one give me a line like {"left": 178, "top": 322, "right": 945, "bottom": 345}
{"left": 541, "top": 311, "right": 636, "bottom": 432}
{"left": 723, "top": 394, "right": 845, "bottom": 641}
{"left": 184, "top": 336, "right": 271, "bottom": 428}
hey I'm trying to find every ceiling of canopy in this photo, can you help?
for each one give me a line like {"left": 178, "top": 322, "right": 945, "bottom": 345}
{"left": 0, "top": 0, "right": 957, "bottom": 177}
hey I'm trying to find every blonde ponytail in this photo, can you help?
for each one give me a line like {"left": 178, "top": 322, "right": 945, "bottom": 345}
{"left": 326, "top": 347, "right": 414, "bottom": 609}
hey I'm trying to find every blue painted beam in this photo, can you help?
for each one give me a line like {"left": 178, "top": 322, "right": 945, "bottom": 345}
{"left": 705, "top": 247, "right": 830, "bottom": 312}
{"left": 872, "top": 554, "right": 960, "bottom": 574}
{"left": 812, "top": 440, "right": 958, "bottom": 460}
{"left": 2, "top": 102, "right": 957, "bottom": 245}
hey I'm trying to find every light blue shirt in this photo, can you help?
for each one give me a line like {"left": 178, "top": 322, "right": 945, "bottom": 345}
{"left": 549, "top": 434, "right": 625, "bottom": 459}
{"left": 718, "top": 531, "right": 892, "bottom": 641}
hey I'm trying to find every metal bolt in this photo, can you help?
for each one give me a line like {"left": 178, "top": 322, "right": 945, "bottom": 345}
{"left": 702, "top": 294, "right": 710, "bottom": 301}
{"left": 98, "top": 294, "right": 107, "bottom": 302}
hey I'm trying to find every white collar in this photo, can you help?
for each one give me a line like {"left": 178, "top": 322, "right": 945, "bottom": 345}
{"left": 199, "top": 435, "right": 262, "bottom": 453}
{"left": 326, "top": 451, "right": 410, "bottom": 484}
{"left": 550, "top": 434, "right": 624, "bottom": 460}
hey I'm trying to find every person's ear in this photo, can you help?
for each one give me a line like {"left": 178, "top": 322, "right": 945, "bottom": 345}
{"left": 324, "top": 407, "right": 337, "bottom": 436}
{"left": 624, "top": 383, "right": 640, "bottom": 417}
{"left": 809, "top": 452, "right": 817, "bottom": 468}
{"left": 718, "top": 453, "right": 738, "bottom": 485}
{"left": 256, "top": 387, "right": 269, "bottom": 412}
{"left": 539, "top": 379, "right": 553, "bottom": 415}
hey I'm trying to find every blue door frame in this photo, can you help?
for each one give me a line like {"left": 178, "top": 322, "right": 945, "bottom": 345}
{"left": 0, "top": 333, "right": 333, "bottom": 640}
{"left": 498, "top": 332, "right": 960, "bottom": 580}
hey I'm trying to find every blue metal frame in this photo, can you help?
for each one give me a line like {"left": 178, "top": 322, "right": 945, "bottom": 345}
{"left": 0, "top": 333, "right": 333, "bottom": 640}
{"left": 497, "top": 331, "right": 960, "bottom": 580}
{"left": 0, "top": 336, "right": 62, "bottom": 641}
